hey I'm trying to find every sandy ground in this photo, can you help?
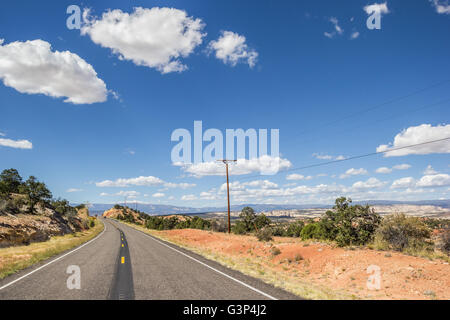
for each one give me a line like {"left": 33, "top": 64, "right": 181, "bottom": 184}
{"left": 153, "top": 229, "right": 450, "bottom": 300}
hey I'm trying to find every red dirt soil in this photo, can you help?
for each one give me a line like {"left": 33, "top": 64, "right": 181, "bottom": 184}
{"left": 156, "top": 229, "right": 450, "bottom": 300}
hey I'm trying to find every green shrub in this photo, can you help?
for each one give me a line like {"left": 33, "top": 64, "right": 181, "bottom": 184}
{"left": 286, "top": 221, "right": 304, "bottom": 237}
{"left": 442, "top": 229, "right": 450, "bottom": 255}
{"left": 210, "top": 219, "right": 227, "bottom": 232}
{"left": 21, "top": 176, "right": 52, "bottom": 214}
{"left": 319, "top": 197, "right": 381, "bottom": 246}
{"left": 0, "top": 168, "right": 23, "bottom": 195}
{"left": 232, "top": 220, "right": 248, "bottom": 235}
{"left": 233, "top": 206, "right": 272, "bottom": 234}
{"left": 190, "top": 216, "right": 211, "bottom": 230}
{"left": 271, "top": 246, "right": 281, "bottom": 256}
{"left": 294, "top": 253, "right": 304, "bottom": 261}
{"left": 89, "top": 219, "right": 95, "bottom": 228}
{"left": 374, "top": 213, "right": 432, "bottom": 252}
{"left": 256, "top": 227, "right": 273, "bottom": 242}
{"left": 423, "top": 218, "right": 450, "bottom": 230}
{"left": 52, "top": 198, "right": 76, "bottom": 216}
{"left": 300, "top": 223, "right": 325, "bottom": 240}
{"left": 254, "top": 214, "right": 271, "bottom": 230}
{"left": 272, "top": 225, "right": 287, "bottom": 237}
{"left": 75, "top": 204, "right": 86, "bottom": 210}
{"left": 145, "top": 215, "right": 210, "bottom": 231}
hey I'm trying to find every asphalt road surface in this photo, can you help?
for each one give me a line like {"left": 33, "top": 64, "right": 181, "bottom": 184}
{"left": 0, "top": 218, "right": 300, "bottom": 300}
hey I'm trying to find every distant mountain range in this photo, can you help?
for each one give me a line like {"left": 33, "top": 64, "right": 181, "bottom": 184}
{"left": 82, "top": 199, "right": 450, "bottom": 215}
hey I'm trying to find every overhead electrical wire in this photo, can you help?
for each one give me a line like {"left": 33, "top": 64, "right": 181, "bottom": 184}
{"left": 234, "top": 136, "right": 450, "bottom": 183}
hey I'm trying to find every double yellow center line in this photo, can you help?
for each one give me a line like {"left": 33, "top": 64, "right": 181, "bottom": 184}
{"left": 121, "top": 232, "right": 125, "bottom": 263}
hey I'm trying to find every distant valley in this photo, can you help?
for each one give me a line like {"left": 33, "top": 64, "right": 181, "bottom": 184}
{"left": 85, "top": 199, "right": 450, "bottom": 219}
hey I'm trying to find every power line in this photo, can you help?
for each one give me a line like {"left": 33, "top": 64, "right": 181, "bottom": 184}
{"left": 293, "top": 79, "right": 450, "bottom": 137}
{"left": 235, "top": 136, "right": 450, "bottom": 182}
{"left": 292, "top": 97, "right": 450, "bottom": 145}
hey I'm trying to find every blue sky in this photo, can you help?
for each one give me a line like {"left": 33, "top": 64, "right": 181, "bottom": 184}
{"left": 0, "top": 0, "right": 449, "bottom": 207}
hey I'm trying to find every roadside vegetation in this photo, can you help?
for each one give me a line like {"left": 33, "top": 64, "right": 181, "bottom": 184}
{"left": 106, "top": 197, "right": 449, "bottom": 300}
{"left": 145, "top": 215, "right": 211, "bottom": 230}
{"left": 111, "top": 196, "right": 449, "bottom": 261}
{"left": 110, "top": 198, "right": 449, "bottom": 300}
{"left": 228, "top": 197, "right": 450, "bottom": 261}
{"left": 108, "top": 204, "right": 212, "bottom": 231}
{"left": 0, "top": 220, "right": 103, "bottom": 279}
{"left": 0, "top": 168, "right": 96, "bottom": 230}
{"left": 1, "top": 168, "right": 98, "bottom": 246}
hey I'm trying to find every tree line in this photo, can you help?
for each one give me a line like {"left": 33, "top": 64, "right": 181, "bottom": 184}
{"left": 231, "top": 198, "right": 450, "bottom": 257}
{"left": 0, "top": 168, "right": 87, "bottom": 221}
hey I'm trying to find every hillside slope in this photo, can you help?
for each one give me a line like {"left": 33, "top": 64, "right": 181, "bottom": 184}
{"left": 0, "top": 202, "right": 92, "bottom": 248}
{"left": 102, "top": 205, "right": 146, "bottom": 225}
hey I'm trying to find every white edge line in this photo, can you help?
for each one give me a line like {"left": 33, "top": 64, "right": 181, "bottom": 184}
{"left": 120, "top": 221, "right": 278, "bottom": 300}
{"left": 0, "top": 220, "right": 107, "bottom": 291}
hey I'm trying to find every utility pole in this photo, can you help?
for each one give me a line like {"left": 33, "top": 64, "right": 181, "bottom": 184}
{"left": 217, "top": 160, "right": 237, "bottom": 233}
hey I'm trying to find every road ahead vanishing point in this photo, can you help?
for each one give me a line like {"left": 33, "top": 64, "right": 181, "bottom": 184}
{"left": 0, "top": 218, "right": 299, "bottom": 300}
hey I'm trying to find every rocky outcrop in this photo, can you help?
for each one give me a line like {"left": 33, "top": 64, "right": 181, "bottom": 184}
{"left": 0, "top": 203, "right": 91, "bottom": 248}
{"left": 0, "top": 213, "right": 71, "bottom": 248}
{"left": 102, "top": 206, "right": 146, "bottom": 225}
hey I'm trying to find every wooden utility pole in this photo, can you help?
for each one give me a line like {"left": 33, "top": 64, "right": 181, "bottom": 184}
{"left": 217, "top": 160, "right": 237, "bottom": 233}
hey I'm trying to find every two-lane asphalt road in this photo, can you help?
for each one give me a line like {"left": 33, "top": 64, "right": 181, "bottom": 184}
{"left": 0, "top": 218, "right": 299, "bottom": 300}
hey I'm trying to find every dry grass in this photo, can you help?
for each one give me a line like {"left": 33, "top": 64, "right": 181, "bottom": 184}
{"left": 0, "top": 220, "right": 104, "bottom": 279}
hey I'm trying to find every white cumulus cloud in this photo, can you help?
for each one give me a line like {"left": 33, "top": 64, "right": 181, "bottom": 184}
{"left": 96, "top": 176, "right": 164, "bottom": 187}
{"left": 243, "top": 180, "right": 279, "bottom": 189}
{"left": 116, "top": 190, "right": 140, "bottom": 198}
{"left": 377, "top": 124, "right": 450, "bottom": 157}
{"left": 100, "top": 190, "right": 140, "bottom": 198}
{"left": 0, "top": 39, "right": 107, "bottom": 104}
{"left": 391, "top": 177, "right": 416, "bottom": 189}
{"left": 95, "top": 175, "right": 196, "bottom": 190}
{"left": 0, "top": 137, "right": 32, "bottom": 149}
{"left": 423, "top": 165, "right": 438, "bottom": 175}
{"left": 393, "top": 164, "right": 411, "bottom": 170}
{"left": 286, "top": 174, "right": 313, "bottom": 181}
{"left": 376, "top": 167, "right": 392, "bottom": 174}
{"left": 340, "top": 168, "right": 368, "bottom": 179}
{"left": 376, "top": 163, "right": 412, "bottom": 174}
{"left": 81, "top": 7, "right": 206, "bottom": 74}
{"left": 364, "top": 3, "right": 390, "bottom": 16}
{"left": 181, "top": 194, "right": 197, "bottom": 201}
{"left": 152, "top": 192, "right": 165, "bottom": 198}
{"left": 352, "top": 177, "right": 386, "bottom": 190}
{"left": 312, "top": 153, "right": 346, "bottom": 161}
{"left": 430, "top": 0, "right": 450, "bottom": 14}
{"left": 177, "top": 155, "right": 292, "bottom": 177}
{"left": 416, "top": 174, "right": 450, "bottom": 187}
{"left": 208, "top": 31, "right": 258, "bottom": 68}
{"left": 163, "top": 182, "right": 196, "bottom": 189}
